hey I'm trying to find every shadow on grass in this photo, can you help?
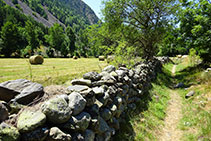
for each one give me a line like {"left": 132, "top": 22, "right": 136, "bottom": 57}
{"left": 113, "top": 64, "right": 174, "bottom": 141}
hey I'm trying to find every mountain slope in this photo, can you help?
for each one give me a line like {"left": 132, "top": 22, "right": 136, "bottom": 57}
{"left": 2, "top": 0, "right": 99, "bottom": 27}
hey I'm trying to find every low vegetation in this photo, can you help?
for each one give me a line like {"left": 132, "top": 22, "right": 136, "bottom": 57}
{"left": 0, "top": 58, "right": 107, "bottom": 86}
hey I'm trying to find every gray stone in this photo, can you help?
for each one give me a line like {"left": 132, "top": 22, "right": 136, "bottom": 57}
{"left": 108, "top": 103, "right": 117, "bottom": 116}
{"left": 109, "top": 117, "right": 120, "bottom": 130}
{"left": 83, "top": 72, "right": 101, "bottom": 81}
{"left": 110, "top": 71, "right": 118, "bottom": 78}
{"left": 69, "top": 92, "right": 87, "bottom": 115}
{"left": 174, "top": 82, "right": 185, "bottom": 88}
{"left": 21, "top": 127, "right": 49, "bottom": 141}
{"left": 72, "top": 132, "right": 84, "bottom": 141}
{"left": 92, "top": 87, "right": 104, "bottom": 96}
{"left": 0, "top": 122, "right": 20, "bottom": 141}
{"left": 103, "top": 65, "right": 116, "bottom": 73}
{"left": 84, "top": 129, "right": 95, "bottom": 141}
{"left": 85, "top": 104, "right": 99, "bottom": 117}
{"left": 0, "top": 79, "right": 44, "bottom": 104}
{"left": 100, "top": 72, "right": 116, "bottom": 84}
{"left": 71, "top": 79, "right": 92, "bottom": 86}
{"left": 80, "top": 88, "right": 95, "bottom": 107}
{"left": 100, "top": 108, "right": 112, "bottom": 121}
{"left": 67, "top": 85, "right": 89, "bottom": 93}
{"left": 116, "top": 70, "right": 126, "bottom": 79}
{"left": 63, "top": 112, "right": 91, "bottom": 131}
{"left": 17, "top": 110, "right": 46, "bottom": 133}
{"left": 94, "top": 99, "right": 103, "bottom": 108}
{"left": 185, "top": 91, "right": 195, "bottom": 99}
{"left": 128, "top": 103, "right": 137, "bottom": 110}
{"left": 41, "top": 95, "right": 72, "bottom": 124}
{"left": 0, "top": 101, "right": 8, "bottom": 122}
{"left": 98, "top": 92, "right": 110, "bottom": 106}
{"left": 47, "top": 127, "right": 71, "bottom": 141}
{"left": 116, "top": 105, "right": 125, "bottom": 118}
{"left": 114, "top": 96, "right": 123, "bottom": 108}
{"left": 129, "top": 70, "right": 135, "bottom": 78}
{"left": 97, "top": 117, "right": 110, "bottom": 134}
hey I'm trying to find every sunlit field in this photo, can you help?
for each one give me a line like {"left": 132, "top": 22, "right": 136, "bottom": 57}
{"left": 0, "top": 58, "right": 107, "bottom": 86}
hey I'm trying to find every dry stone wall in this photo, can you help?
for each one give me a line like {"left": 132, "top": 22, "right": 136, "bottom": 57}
{"left": 0, "top": 57, "right": 169, "bottom": 141}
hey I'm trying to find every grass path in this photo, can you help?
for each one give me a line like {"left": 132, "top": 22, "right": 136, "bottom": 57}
{"left": 158, "top": 65, "right": 183, "bottom": 141}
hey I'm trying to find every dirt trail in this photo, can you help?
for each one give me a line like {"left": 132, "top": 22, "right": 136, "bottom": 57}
{"left": 158, "top": 65, "right": 183, "bottom": 141}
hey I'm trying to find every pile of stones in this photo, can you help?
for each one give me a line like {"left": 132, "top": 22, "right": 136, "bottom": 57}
{"left": 0, "top": 58, "right": 164, "bottom": 141}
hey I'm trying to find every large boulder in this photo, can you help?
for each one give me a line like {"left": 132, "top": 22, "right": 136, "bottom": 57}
{"left": 0, "top": 122, "right": 20, "bottom": 141}
{"left": 41, "top": 95, "right": 72, "bottom": 124}
{"left": 68, "top": 92, "right": 86, "bottom": 115}
{"left": 83, "top": 72, "right": 101, "bottom": 81}
{"left": 0, "top": 101, "right": 9, "bottom": 122}
{"left": 47, "top": 127, "right": 71, "bottom": 141}
{"left": 0, "top": 79, "right": 44, "bottom": 104}
{"left": 17, "top": 110, "right": 46, "bottom": 133}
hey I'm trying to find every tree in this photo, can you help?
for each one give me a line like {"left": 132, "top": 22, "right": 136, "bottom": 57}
{"left": 0, "top": 21, "right": 20, "bottom": 57}
{"left": 65, "top": 26, "right": 76, "bottom": 55}
{"left": 25, "top": 20, "right": 40, "bottom": 55}
{"left": 179, "top": 0, "right": 211, "bottom": 63}
{"left": 45, "top": 23, "right": 65, "bottom": 56}
{"left": 103, "top": 0, "right": 177, "bottom": 59}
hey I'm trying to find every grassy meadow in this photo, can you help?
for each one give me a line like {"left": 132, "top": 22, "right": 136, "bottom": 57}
{"left": 0, "top": 58, "right": 107, "bottom": 86}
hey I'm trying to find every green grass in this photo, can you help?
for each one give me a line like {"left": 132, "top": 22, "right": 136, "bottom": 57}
{"left": 113, "top": 63, "right": 173, "bottom": 140}
{"left": 174, "top": 58, "right": 211, "bottom": 141}
{"left": 0, "top": 58, "right": 107, "bottom": 86}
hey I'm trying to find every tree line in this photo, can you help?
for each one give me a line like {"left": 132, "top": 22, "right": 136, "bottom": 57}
{"left": 0, "top": 0, "right": 210, "bottom": 64}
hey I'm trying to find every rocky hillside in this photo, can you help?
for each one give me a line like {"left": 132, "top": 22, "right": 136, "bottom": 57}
{"left": 2, "top": 0, "right": 99, "bottom": 27}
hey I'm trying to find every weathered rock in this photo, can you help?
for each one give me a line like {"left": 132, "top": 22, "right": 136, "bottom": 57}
{"left": 109, "top": 117, "right": 120, "bottom": 130}
{"left": 21, "top": 127, "right": 49, "bottom": 141}
{"left": 100, "top": 72, "right": 117, "bottom": 84}
{"left": 108, "top": 104, "right": 117, "bottom": 116}
{"left": 63, "top": 112, "right": 91, "bottom": 131}
{"left": 114, "top": 96, "right": 123, "bottom": 109}
{"left": 80, "top": 88, "right": 95, "bottom": 107}
{"left": 44, "top": 85, "right": 68, "bottom": 96}
{"left": 9, "top": 102, "right": 26, "bottom": 114}
{"left": 0, "top": 101, "right": 8, "bottom": 122}
{"left": 128, "top": 103, "right": 137, "bottom": 110}
{"left": 0, "top": 79, "right": 44, "bottom": 104}
{"left": 100, "top": 108, "right": 112, "bottom": 121}
{"left": 71, "top": 79, "right": 92, "bottom": 87}
{"left": 116, "top": 105, "right": 125, "bottom": 118}
{"left": 69, "top": 92, "right": 87, "bottom": 115}
{"left": 41, "top": 95, "right": 71, "bottom": 124}
{"left": 98, "top": 92, "right": 110, "bottom": 106}
{"left": 67, "top": 85, "right": 89, "bottom": 93}
{"left": 103, "top": 65, "right": 116, "bottom": 73}
{"left": 72, "top": 132, "right": 84, "bottom": 141}
{"left": 0, "top": 122, "right": 20, "bottom": 141}
{"left": 84, "top": 129, "right": 95, "bottom": 141}
{"left": 174, "top": 82, "right": 185, "bottom": 88}
{"left": 17, "top": 110, "right": 46, "bottom": 133}
{"left": 83, "top": 72, "right": 101, "bottom": 81}
{"left": 47, "top": 127, "right": 71, "bottom": 141}
{"left": 92, "top": 86, "right": 105, "bottom": 96}
{"left": 96, "top": 117, "right": 110, "bottom": 134}
{"left": 85, "top": 104, "right": 99, "bottom": 117}
{"left": 185, "top": 91, "right": 195, "bottom": 99}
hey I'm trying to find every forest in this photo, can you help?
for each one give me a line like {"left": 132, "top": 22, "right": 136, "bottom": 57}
{"left": 0, "top": 0, "right": 210, "bottom": 64}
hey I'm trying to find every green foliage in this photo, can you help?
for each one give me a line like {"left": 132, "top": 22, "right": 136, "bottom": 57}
{"left": 188, "top": 48, "right": 201, "bottom": 66}
{"left": 178, "top": 0, "right": 211, "bottom": 63}
{"left": 103, "top": 0, "right": 178, "bottom": 59}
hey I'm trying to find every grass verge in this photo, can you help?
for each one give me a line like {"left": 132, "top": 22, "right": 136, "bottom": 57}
{"left": 113, "top": 63, "right": 174, "bottom": 140}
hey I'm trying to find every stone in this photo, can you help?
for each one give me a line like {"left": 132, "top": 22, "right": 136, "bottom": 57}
{"left": 109, "top": 117, "right": 120, "bottom": 130}
{"left": 17, "top": 110, "right": 46, "bottom": 133}
{"left": 128, "top": 103, "right": 137, "bottom": 110}
{"left": 0, "top": 122, "right": 20, "bottom": 141}
{"left": 44, "top": 85, "right": 68, "bottom": 96}
{"left": 129, "top": 70, "right": 135, "bottom": 78}
{"left": 67, "top": 85, "right": 89, "bottom": 93}
{"left": 71, "top": 79, "right": 92, "bottom": 87}
{"left": 116, "top": 105, "right": 125, "bottom": 118}
{"left": 84, "top": 129, "right": 95, "bottom": 141}
{"left": 47, "top": 127, "right": 71, "bottom": 141}
{"left": 83, "top": 72, "right": 101, "bottom": 81}
{"left": 0, "top": 79, "right": 44, "bottom": 104}
{"left": 92, "top": 86, "right": 105, "bottom": 96}
{"left": 185, "top": 91, "right": 195, "bottom": 99}
{"left": 80, "top": 88, "right": 95, "bottom": 107}
{"left": 174, "top": 82, "right": 185, "bottom": 88}
{"left": 85, "top": 104, "right": 100, "bottom": 117}
{"left": 115, "top": 70, "right": 126, "bottom": 80}
{"left": 41, "top": 95, "right": 72, "bottom": 124}
{"left": 63, "top": 112, "right": 91, "bottom": 131}
{"left": 103, "top": 65, "right": 116, "bottom": 73}
{"left": 114, "top": 96, "right": 123, "bottom": 108}
{"left": 69, "top": 92, "right": 87, "bottom": 115}
{"left": 96, "top": 117, "right": 110, "bottom": 134}
{"left": 72, "top": 132, "right": 84, "bottom": 141}
{"left": 9, "top": 102, "right": 26, "bottom": 114}
{"left": 0, "top": 101, "right": 8, "bottom": 122}
{"left": 100, "top": 72, "right": 117, "bottom": 84}
{"left": 21, "top": 127, "right": 49, "bottom": 141}
{"left": 108, "top": 103, "right": 117, "bottom": 116}
{"left": 128, "top": 97, "right": 141, "bottom": 104}
{"left": 100, "top": 108, "right": 112, "bottom": 121}
{"left": 98, "top": 92, "right": 110, "bottom": 106}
